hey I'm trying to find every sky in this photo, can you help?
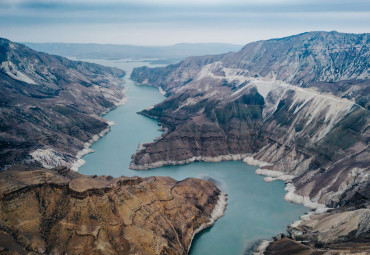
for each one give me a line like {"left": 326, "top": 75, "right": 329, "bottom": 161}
{"left": 1, "top": 0, "right": 369, "bottom": 45}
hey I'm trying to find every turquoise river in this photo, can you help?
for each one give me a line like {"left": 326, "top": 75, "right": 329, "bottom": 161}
{"left": 77, "top": 58, "right": 308, "bottom": 255}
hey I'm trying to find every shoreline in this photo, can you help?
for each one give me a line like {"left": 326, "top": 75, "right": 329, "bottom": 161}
{"left": 70, "top": 89, "right": 129, "bottom": 172}
{"left": 132, "top": 153, "right": 328, "bottom": 212}
{"left": 130, "top": 153, "right": 330, "bottom": 253}
{"left": 30, "top": 86, "right": 128, "bottom": 171}
{"left": 187, "top": 192, "right": 228, "bottom": 253}
{"left": 70, "top": 122, "right": 114, "bottom": 171}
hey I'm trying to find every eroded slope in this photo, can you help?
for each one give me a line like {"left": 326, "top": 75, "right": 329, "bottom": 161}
{"left": 130, "top": 31, "right": 370, "bottom": 252}
{"left": 0, "top": 38, "right": 126, "bottom": 169}
{"left": 0, "top": 166, "right": 225, "bottom": 255}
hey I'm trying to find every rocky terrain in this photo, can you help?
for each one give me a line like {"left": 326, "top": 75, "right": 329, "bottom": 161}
{"left": 131, "top": 31, "right": 370, "bottom": 253}
{"left": 0, "top": 165, "right": 225, "bottom": 254}
{"left": 0, "top": 38, "right": 229, "bottom": 255}
{"left": 0, "top": 38, "right": 126, "bottom": 170}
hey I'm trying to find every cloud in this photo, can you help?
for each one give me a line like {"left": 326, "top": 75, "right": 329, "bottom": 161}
{"left": 0, "top": 0, "right": 369, "bottom": 44}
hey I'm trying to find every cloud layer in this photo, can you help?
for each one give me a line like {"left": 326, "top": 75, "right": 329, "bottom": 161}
{"left": 1, "top": 0, "right": 369, "bottom": 45}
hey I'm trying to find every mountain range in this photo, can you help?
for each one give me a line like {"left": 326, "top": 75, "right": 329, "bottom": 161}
{"left": 0, "top": 38, "right": 224, "bottom": 254}
{"left": 22, "top": 42, "right": 243, "bottom": 63}
{"left": 131, "top": 31, "right": 370, "bottom": 253}
{"left": 0, "top": 31, "right": 369, "bottom": 254}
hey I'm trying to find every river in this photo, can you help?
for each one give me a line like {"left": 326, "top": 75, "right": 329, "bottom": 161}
{"left": 76, "top": 58, "right": 308, "bottom": 255}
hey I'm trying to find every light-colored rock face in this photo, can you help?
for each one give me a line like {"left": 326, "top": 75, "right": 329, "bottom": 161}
{"left": 0, "top": 168, "right": 225, "bottom": 255}
{"left": 289, "top": 209, "right": 370, "bottom": 243}
{"left": 130, "top": 32, "right": 369, "bottom": 210}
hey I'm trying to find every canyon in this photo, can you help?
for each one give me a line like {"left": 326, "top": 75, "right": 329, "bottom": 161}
{"left": 131, "top": 31, "right": 370, "bottom": 253}
{"left": 0, "top": 39, "right": 224, "bottom": 254}
{"left": 0, "top": 31, "right": 369, "bottom": 254}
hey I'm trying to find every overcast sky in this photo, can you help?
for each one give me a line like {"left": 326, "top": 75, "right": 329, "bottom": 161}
{"left": 1, "top": 0, "right": 369, "bottom": 45}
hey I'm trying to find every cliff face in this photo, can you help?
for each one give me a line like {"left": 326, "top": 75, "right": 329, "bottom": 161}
{"left": 0, "top": 38, "right": 126, "bottom": 169}
{"left": 0, "top": 166, "right": 225, "bottom": 255}
{"left": 130, "top": 31, "right": 370, "bottom": 251}
{"left": 132, "top": 31, "right": 369, "bottom": 103}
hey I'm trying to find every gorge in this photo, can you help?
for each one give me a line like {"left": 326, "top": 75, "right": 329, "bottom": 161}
{"left": 76, "top": 58, "right": 308, "bottom": 255}
{"left": 130, "top": 31, "right": 370, "bottom": 253}
{"left": 0, "top": 31, "right": 369, "bottom": 254}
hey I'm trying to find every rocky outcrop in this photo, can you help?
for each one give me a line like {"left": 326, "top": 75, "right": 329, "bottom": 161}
{"left": 130, "top": 31, "right": 370, "bottom": 251}
{"left": 0, "top": 38, "right": 126, "bottom": 169}
{"left": 0, "top": 166, "right": 225, "bottom": 254}
{"left": 263, "top": 205, "right": 370, "bottom": 254}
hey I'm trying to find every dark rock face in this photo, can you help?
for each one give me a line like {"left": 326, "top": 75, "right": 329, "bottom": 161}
{"left": 0, "top": 38, "right": 126, "bottom": 169}
{"left": 0, "top": 167, "right": 224, "bottom": 254}
{"left": 130, "top": 31, "right": 370, "bottom": 251}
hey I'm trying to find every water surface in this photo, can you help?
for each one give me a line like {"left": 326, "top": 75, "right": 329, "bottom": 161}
{"left": 77, "top": 58, "right": 308, "bottom": 255}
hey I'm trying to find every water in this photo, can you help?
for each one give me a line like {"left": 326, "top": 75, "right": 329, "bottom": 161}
{"left": 77, "top": 58, "right": 308, "bottom": 255}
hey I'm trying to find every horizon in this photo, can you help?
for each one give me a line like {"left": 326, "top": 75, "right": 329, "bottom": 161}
{"left": 15, "top": 30, "right": 369, "bottom": 47}
{"left": 1, "top": 0, "right": 369, "bottom": 46}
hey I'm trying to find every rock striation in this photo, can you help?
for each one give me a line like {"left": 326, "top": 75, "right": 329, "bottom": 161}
{"left": 130, "top": 31, "right": 370, "bottom": 252}
{"left": 0, "top": 166, "right": 225, "bottom": 254}
{"left": 0, "top": 38, "right": 126, "bottom": 170}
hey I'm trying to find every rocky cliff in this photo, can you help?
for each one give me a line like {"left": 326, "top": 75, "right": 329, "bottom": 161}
{"left": 0, "top": 38, "right": 228, "bottom": 255}
{"left": 130, "top": 31, "right": 369, "bottom": 252}
{"left": 0, "top": 166, "right": 225, "bottom": 254}
{"left": 0, "top": 38, "right": 126, "bottom": 170}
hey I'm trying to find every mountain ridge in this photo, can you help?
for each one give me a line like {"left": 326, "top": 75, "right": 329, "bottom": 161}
{"left": 0, "top": 38, "right": 126, "bottom": 169}
{"left": 130, "top": 31, "right": 370, "bottom": 253}
{"left": 0, "top": 38, "right": 226, "bottom": 255}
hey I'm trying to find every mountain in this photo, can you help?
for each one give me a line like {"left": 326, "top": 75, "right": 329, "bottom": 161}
{"left": 0, "top": 38, "right": 126, "bottom": 169}
{"left": 130, "top": 31, "right": 370, "bottom": 253}
{"left": 0, "top": 38, "right": 226, "bottom": 255}
{"left": 22, "top": 42, "right": 243, "bottom": 63}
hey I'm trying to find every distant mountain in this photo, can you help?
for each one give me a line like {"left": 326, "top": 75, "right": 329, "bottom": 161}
{"left": 22, "top": 42, "right": 242, "bottom": 62}
{"left": 0, "top": 38, "right": 126, "bottom": 169}
{"left": 132, "top": 31, "right": 369, "bottom": 105}
{"left": 130, "top": 31, "right": 370, "bottom": 253}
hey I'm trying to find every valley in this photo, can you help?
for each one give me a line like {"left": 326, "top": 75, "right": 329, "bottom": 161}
{"left": 0, "top": 31, "right": 369, "bottom": 254}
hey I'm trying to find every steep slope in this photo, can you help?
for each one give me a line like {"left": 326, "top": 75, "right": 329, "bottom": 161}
{"left": 130, "top": 31, "right": 370, "bottom": 251}
{"left": 0, "top": 166, "right": 225, "bottom": 254}
{"left": 132, "top": 31, "right": 369, "bottom": 105}
{"left": 0, "top": 38, "right": 126, "bottom": 170}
